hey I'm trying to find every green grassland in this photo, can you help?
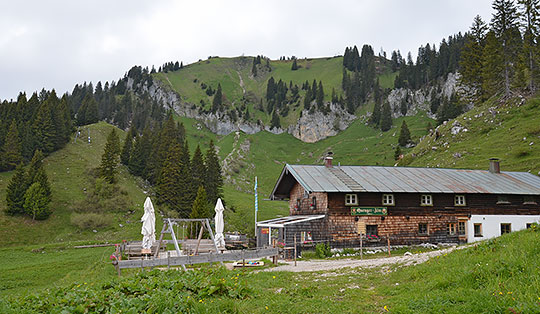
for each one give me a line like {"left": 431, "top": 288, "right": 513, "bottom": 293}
{"left": 0, "top": 122, "right": 153, "bottom": 247}
{"left": 399, "top": 96, "right": 540, "bottom": 174}
{"left": 2, "top": 227, "right": 538, "bottom": 312}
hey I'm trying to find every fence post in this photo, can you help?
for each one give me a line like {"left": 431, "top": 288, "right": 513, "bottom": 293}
{"left": 294, "top": 234, "right": 297, "bottom": 267}
{"left": 387, "top": 237, "right": 391, "bottom": 257}
{"left": 360, "top": 234, "right": 363, "bottom": 260}
{"left": 167, "top": 251, "right": 170, "bottom": 270}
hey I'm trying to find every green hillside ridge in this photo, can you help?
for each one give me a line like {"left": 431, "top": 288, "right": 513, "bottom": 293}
{"left": 154, "top": 56, "right": 394, "bottom": 128}
{"left": 2, "top": 226, "right": 538, "bottom": 312}
{"left": 399, "top": 95, "right": 540, "bottom": 174}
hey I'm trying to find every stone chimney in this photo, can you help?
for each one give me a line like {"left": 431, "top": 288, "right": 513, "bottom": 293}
{"left": 489, "top": 158, "right": 500, "bottom": 174}
{"left": 325, "top": 152, "right": 333, "bottom": 168}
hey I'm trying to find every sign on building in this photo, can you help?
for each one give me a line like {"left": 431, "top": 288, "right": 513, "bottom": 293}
{"left": 351, "top": 207, "right": 388, "bottom": 216}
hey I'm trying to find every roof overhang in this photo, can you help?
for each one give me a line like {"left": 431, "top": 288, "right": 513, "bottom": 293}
{"left": 269, "top": 164, "right": 312, "bottom": 200}
{"left": 256, "top": 215, "right": 326, "bottom": 228}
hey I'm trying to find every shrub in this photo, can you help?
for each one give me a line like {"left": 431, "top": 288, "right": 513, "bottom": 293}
{"left": 315, "top": 243, "right": 332, "bottom": 258}
{"left": 70, "top": 213, "right": 112, "bottom": 230}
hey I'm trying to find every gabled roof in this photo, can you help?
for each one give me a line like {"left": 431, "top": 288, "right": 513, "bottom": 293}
{"left": 270, "top": 164, "right": 540, "bottom": 199}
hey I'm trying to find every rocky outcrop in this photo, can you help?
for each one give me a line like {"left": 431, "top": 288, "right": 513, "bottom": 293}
{"left": 386, "top": 72, "right": 465, "bottom": 119}
{"left": 288, "top": 104, "right": 356, "bottom": 143}
{"left": 129, "top": 77, "right": 354, "bottom": 142}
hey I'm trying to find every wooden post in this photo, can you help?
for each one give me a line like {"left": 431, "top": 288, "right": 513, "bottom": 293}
{"left": 272, "top": 239, "right": 277, "bottom": 265}
{"left": 154, "top": 224, "right": 166, "bottom": 258}
{"left": 360, "top": 234, "right": 363, "bottom": 260}
{"left": 242, "top": 250, "right": 245, "bottom": 268}
{"left": 294, "top": 234, "right": 297, "bottom": 267}
{"left": 115, "top": 262, "right": 121, "bottom": 277}
{"left": 387, "top": 237, "right": 391, "bottom": 257}
{"left": 194, "top": 225, "right": 204, "bottom": 255}
{"left": 167, "top": 251, "right": 170, "bottom": 270}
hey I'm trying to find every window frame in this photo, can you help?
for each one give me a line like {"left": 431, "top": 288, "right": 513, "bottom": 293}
{"left": 447, "top": 223, "right": 457, "bottom": 235}
{"left": 382, "top": 194, "right": 395, "bottom": 206}
{"left": 310, "top": 196, "right": 317, "bottom": 210}
{"left": 474, "top": 223, "right": 483, "bottom": 237}
{"left": 295, "top": 198, "right": 301, "bottom": 211}
{"left": 366, "top": 225, "right": 378, "bottom": 236}
{"left": 345, "top": 194, "right": 358, "bottom": 206}
{"left": 420, "top": 194, "right": 433, "bottom": 206}
{"left": 458, "top": 221, "right": 466, "bottom": 236}
{"left": 454, "top": 195, "right": 466, "bottom": 206}
{"left": 418, "top": 223, "right": 428, "bottom": 235}
{"left": 500, "top": 223, "right": 511, "bottom": 234}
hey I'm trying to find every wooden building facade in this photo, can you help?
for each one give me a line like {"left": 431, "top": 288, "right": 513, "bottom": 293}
{"left": 257, "top": 157, "right": 540, "bottom": 248}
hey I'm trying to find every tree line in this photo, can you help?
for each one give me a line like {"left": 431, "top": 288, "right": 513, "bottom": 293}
{"left": 118, "top": 114, "right": 223, "bottom": 217}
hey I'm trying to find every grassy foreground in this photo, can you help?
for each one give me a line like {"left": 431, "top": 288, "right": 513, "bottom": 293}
{"left": 1, "top": 227, "right": 538, "bottom": 313}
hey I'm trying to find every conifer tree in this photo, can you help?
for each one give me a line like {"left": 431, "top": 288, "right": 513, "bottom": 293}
{"left": 371, "top": 98, "right": 382, "bottom": 126}
{"left": 482, "top": 31, "right": 505, "bottom": 96}
{"left": 157, "top": 143, "right": 184, "bottom": 214}
{"left": 394, "top": 146, "right": 402, "bottom": 161}
{"left": 212, "top": 84, "right": 223, "bottom": 112}
{"left": 120, "top": 128, "right": 134, "bottom": 165}
{"left": 518, "top": 0, "right": 540, "bottom": 91}
{"left": 291, "top": 58, "right": 298, "bottom": 70}
{"left": 460, "top": 15, "right": 488, "bottom": 94}
{"left": 27, "top": 150, "right": 44, "bottom": 185}
{"left": 32, "top": 102, "right": 56, "bottom": 154}
{"left": 270, "top": 111, "right": 280, "bottom": 128}
{"left": 3, "top": 120, "right": 23, "bottom": 170}
{"left": 191, "top": 145, "right": 206, "bottom": 191}
{"left": 128, "top": 134, "right": 145, "bottom": 176}
{"left": 205, "top": 140, "right": 223, "bottom": 206}
{"left": 491, "top": 0, "right": 521, "bottom": 96}
{"left": 99, "top": 128, "right": 121, "bottom": 183}
{"left": 380, "top": 102, "right": 392, "bottom": 132}
{"left": 33, "top": 167, "right": 52, "bottom": 203}
{"left": 190, "top": 186, "right": 211, "bottom": 219}
{"left": 5, "top": 164, "right": 28, "bottom": 215}
{"left": 177, "top": 141, "right": 196, "bottom": 216}
{"left": 24, "top": 182, "right": 51, "bottom": 220}
{"left": 316, "top": 81, "right": 324, "bottom": 109}
{"left": 398, "top": 121, "right": 412, "bottom": 147}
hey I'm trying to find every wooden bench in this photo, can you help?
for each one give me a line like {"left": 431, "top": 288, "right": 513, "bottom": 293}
{"left": 122, "top": 241, "right": 166, "bottom": 260}
{"left": 181, "top": 239, "right": 220, "bottom": 255}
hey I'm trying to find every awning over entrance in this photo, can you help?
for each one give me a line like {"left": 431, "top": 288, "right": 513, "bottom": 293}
{"left": 256, "top": 215, "right": 326, "bottom": 228}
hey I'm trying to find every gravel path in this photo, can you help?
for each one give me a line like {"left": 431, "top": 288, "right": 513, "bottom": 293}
{"left": 263, "top": 245, "right": 468, "bottom": 272}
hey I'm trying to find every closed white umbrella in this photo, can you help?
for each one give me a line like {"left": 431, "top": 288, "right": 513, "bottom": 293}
{"left": 141, "top": 197, "right": 156, "bottom": 250}
{"left": 214, "top": 198, "right": 226, "bottom": 248}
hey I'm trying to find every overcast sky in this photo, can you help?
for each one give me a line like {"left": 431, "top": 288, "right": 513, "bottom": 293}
{"left": 0, "top": 0, "right": 494, "bottom": 101}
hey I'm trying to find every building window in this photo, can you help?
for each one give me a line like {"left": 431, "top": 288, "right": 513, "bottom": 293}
{"left": 454, "top": 195, "right": 466, "bottom": 206}
{"left": 474, "top": 223, "right": 483, "bottom": 237}
{"left": 523, "top": 195, "right": 538, "bottom": 205}
{"left": 382, "top": 194, "right": 394, "bottom": 206}
{"left": 345, "top": 194, "right": 358, "bottom": 206}
{"left": 310, "top": 197, "right": 317, "bottom": 210}
{"left": 366, "top": 225, "right": 378, "bottom": 236}
{"left": 447, "top": 223, "right": 457, "bottom": 235}
{"left": 500, "top": 223, "right": 511, "bottom": 234}
{"left": 295, "top": 199, "right": 301, "bottom": 211}
{"left": 458, "top": 221, "right": 466, "bottom": 236}
{"left": 497, "top": 195, "right": 511, "bottom": 205}
{"left": 420, "top": 194, "right": 433, "bottom": 206}
{"left": 418, "top": 223, "right": 428, "bottom": 235}
{"left": 300, "top": 231, "right": 312, "bottom": 243}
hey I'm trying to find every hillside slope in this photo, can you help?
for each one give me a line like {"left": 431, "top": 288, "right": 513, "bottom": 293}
{"left": 399, "top": 95, "right": 540, "bottom": 174}
{"left": 0, "top": 122, "right": 150, "bottom": 247}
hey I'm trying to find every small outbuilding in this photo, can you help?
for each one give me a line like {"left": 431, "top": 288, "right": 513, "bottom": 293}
{"left": 257, "top": 156, "right": 540, "bottom": 248}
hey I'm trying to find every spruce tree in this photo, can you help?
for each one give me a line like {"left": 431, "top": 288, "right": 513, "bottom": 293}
{"left": 33, "top": 167, "right": 52, "bottom": 203}
{"left": 120, "top": 128, "right": 134, "bottom": 165}
{"left": 291, "top": 58, "right": 298, "bottom": 70}
{"left": 398, "top": 121, "right": 412, "bottom": 147}
{"left": 205, "top": 140, "right": 223, "bottom": 206}
{"left": 316, "top": 81, "right": 324, "bottom": 109}
{"left": 4, "top": 120, "right": 23, "bottom": 170}
{"left": 482, "top": 31, "right": 505, "bottom": 97}
{"left": 371, "top": 98, "right": 382, "bottom": 126}
{"left": 460, "top": 15, "right": 488, "bottom": 93}
{"left": 518, "top": 0, "right": 540, "bottom": 91}
{"left": 212, "top": 84, "right": 223, "bottom": 112}
{"left": 491, "top": 0, "right": 520, "bottom": 96}
{"left": 157, "top": 143, "right": 183, "bottom": 214}
{"left": 394, "top": 146, "right": 402, "bottom": 161}
{"left": 24, "top": 182, "right": 51, "bottom": 220}
{"left": 270, "top": 111, "right": 280, "bottom": 129}
{"left": 99, "top": 128, "right": 121, "bottom": 183}
{"left": 32, "top": 102, "right": 56, "bottom": 154}
{"left": 128, "top": 134, "right": 145, "bottom": 176}
{"left": 27, "top": 150, "right": 44, "bottom": 185}
{"left": 5, "top": 164, "right": 28, "bottom": 215}
{"left": 380, "top": 102, "right": 392, "bottom": 132}
{"left": 191, "top": 145, "right": 207, "bottom": 191}
{"left": 190, "top": 186, "right": 211, "bottom": 219}
{"left": 177, "top": 140, "right": 196, "bottom": 215}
